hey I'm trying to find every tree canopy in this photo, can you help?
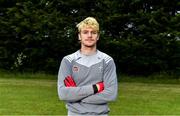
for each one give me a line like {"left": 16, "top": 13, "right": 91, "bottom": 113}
{"left": 0, "top": 0, "right": 180, "bottom": 75}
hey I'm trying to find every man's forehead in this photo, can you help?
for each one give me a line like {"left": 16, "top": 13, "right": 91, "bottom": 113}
{"left": 81, "top": 26, "right": 97, "bottom": 31}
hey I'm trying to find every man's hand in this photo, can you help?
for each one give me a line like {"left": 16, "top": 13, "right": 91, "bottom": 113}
{"left": 64, "top": 75, "right": 76, "bottom": 87}
{"left": 96, "top": 82, "right": 104, "bottom": 93}
{"left": 93, "top": 81, "right": 104, "bottom": 94}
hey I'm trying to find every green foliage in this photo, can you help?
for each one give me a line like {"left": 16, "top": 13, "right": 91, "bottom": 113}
{"left": 0, "top": 0, "right": 78, "bottom": 72}
{"left": 0, "top": 0, "right": 180, "bottom": 75}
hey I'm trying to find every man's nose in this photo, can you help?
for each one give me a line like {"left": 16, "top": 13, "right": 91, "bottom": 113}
{"left": 88, "top": 32, "right": 92, "bottom": 37}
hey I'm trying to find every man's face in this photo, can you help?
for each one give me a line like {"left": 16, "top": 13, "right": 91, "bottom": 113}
{"left": 79, "top": 27, "right": 99, "bottom": 48}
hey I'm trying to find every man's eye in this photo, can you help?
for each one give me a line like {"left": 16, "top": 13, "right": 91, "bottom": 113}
{"left": 92, "top": 31, "right": 97, "bottom": 34}
{"left": 81, "top": 31, "right": 98, "bottom": 34}
{"left": 82, "top": 31, "right": 88, "bottom": 34}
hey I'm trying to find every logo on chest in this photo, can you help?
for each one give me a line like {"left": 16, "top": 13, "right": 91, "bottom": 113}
{"left": 72, "top": 65, "right": 79, "bottom": 72}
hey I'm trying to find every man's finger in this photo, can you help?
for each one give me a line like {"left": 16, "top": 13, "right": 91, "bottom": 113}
{"left": 67, "top": 76, "right": 76, "bottom": 86}
{"left": 64, "top": 79, "right": 71, "bottom": 87}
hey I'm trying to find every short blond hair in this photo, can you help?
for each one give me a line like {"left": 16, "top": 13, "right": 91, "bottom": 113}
{"left": 76, "top": 17, "right": 99, "bottom": 32}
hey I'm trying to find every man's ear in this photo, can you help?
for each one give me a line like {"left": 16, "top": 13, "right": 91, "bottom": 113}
{"left": 78, "top": 34, "right": 81, "bottom": 40}
{"left": 97, "top": 35, "right": 100, "bottom": 40}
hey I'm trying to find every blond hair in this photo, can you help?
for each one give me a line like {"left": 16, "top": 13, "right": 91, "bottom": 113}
{"left": 76, "top": 17, "right": 99, "bottom": 32}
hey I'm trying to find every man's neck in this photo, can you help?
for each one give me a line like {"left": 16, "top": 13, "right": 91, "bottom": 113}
{"left": 80, "top": 46, "right": 97, "bottom": 56}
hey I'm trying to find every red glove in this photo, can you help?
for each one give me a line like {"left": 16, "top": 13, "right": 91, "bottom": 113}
{"left": 64, "top": 75, "right": 76, "bottom": 87}
{"left": 93, "top": 81, "right": 104, "bottom": 93}
{"left": 96, "top": 82, "right": 104, "bottom": 93}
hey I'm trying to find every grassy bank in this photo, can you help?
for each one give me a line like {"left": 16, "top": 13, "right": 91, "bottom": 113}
{"left": 0, "top": 72, "right": 180, "bottom": 115}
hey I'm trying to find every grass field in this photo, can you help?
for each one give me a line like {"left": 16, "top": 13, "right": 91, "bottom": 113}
{"left": 0, "top": 72, "right": 180, "bottom": 115}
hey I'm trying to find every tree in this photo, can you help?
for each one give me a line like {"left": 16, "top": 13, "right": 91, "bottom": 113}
{"left": 0, "top": 0, "right": 179, "bottom": 75}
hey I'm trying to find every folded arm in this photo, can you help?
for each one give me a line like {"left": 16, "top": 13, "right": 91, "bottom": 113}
{"left": 57, "top": 57, "right": 104, "bottom": 102}
{"left": 57, "top": 58, "right": 95, "bottom": 102}
{"left": 81, "top": 60, "right": 118, "bottom": 104}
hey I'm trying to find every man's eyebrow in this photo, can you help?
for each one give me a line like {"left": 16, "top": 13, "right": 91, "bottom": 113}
{"left": 82, "top": 29, "right": 97, "bottom": 31}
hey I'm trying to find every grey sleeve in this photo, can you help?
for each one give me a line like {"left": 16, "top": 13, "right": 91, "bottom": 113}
{"left": 81, "top": 60, "right": 118, "bottom": 104}
{"left": 57, "top": 57, "right": 94, "bottom": 102}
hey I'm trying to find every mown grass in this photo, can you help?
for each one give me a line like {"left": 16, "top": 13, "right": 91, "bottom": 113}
{"left": 110, "top": 82, "right": 180, "bottom": 115}
{"left": 0, "top": 78, "right": 66, "bottom": 115}
{"left": 0, "top": 71, "right": 180, "bottom": 115}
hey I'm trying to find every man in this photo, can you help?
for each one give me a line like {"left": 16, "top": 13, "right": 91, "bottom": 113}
{"left": 57, "top": 17, "right": 118, "bottom": 116}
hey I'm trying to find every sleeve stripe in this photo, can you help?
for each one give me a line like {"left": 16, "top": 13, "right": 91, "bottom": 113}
{"left": 65, "top": 56, "right": 73, "bottom": 62}
{"left": 105, "top": 57, "right": 112, "bottom": 63}
{"left": 100, "top": 51, "right": 112, "bottom": 64}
